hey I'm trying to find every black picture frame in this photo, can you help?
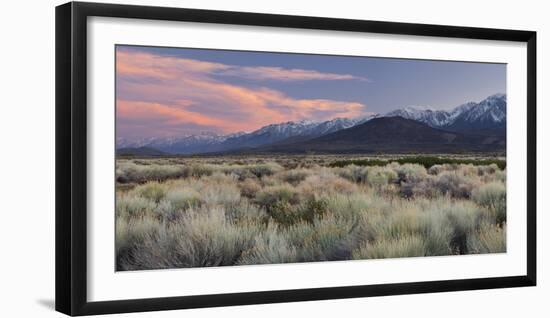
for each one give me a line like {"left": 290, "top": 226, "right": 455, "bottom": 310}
{"left": 55, "top": 1, "right": 537, "bottom": 316}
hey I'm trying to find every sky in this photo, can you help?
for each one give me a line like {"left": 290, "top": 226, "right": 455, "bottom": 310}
{"left": 116, "top": 45, "right": 506, "bottom": 140}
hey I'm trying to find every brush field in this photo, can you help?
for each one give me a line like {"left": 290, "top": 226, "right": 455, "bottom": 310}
{"left": 115, "top": 155, "right": 506, "bottom": 271}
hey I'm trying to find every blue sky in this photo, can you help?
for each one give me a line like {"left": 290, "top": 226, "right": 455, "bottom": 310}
{"left": 116, "top": 45, "right": 506, "bottom": 138}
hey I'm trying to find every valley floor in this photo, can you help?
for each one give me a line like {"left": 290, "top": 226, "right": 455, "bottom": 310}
{"left": 115, "top": 154, "right": 506, "bottom": 271}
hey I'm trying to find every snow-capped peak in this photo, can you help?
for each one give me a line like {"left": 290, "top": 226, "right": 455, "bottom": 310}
{"left": 402, "top": 105, "right": 437, "bottom": 112}
{"left": 386, "top": 106, "right": 450, "bottom": 127}
{"left": 458, "top": 93, "right": 506, "bottom": 124}
{"left": 117, "top": 93, "right": 506, "bottom": 154}
{"left": 384, "top": 93, "right": 506, "bottom": 128}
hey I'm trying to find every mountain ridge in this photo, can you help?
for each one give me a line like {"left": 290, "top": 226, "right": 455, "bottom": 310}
{"left": 385, "top": 94, "right": 506, "bottom": 132}
{"left": 234, "top": 116, "right": 505, "bottom": 154}
{"left": 116, "top": 93, "right": 506, "bottom": 155}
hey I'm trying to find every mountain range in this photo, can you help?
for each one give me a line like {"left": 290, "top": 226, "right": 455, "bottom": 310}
{"left": 386, "top": 93, "right": 506, "bottom": 133}
{"left": 117, "top": 93, "right": 506, "bottom": 155}
{"left": 244, "top": 116, "right": 505, "bottom": 154}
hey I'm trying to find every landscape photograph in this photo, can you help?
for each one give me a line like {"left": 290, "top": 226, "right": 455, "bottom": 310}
{"left": 115, "top": 45, "right": 507, "bottom": 271}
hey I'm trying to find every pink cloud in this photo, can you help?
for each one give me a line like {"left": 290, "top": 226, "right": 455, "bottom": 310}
{"left": 116, "top": 49, "right": 370, "bottom": 138}
{"left": 218, "top": 66, "right": 368, "bottom": 81}
{"left": 116, "top": 50, "right": 368, "bottom": 82}
{"left": 117, "top": 51, "right": 229, "bottom": 80}
{"left": 117, "top": 100, "right": 244, "bottom": 131}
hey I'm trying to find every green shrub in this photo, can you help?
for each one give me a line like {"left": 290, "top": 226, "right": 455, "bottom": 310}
{"left": 135, "top": 182, "right": 166, "bottom": 203}
{"left": 467, "top": 222, "right": 506, "bottom": 254}
{"left": 395, "top": 163, "right": 428, "bottom": 183}
{"left": 301, "top": 215, "right": 356, "bottom": 261}
{"left": 275, "top": 168, "right": 312, "bottom": 185}
{"left": 226, "top": 202, "right": 268, "bottom": 224}
{"left": 477, "top": 163, "right": 499, "bottom": 176}
{"left": 472, "top": 182, "right": 506, "bottom": 225}
{"left": 329, "top": 156, "right": 505, "bottom": 170}
{"left": 165, "top": 188, "right": 202, "bottom": 210}
{"left": 284, "top": 222, "right": 316, "bottom": 248}
{"left": 297, "top": 196, "right": 329, "bottom": 224}
{"left": 255, "top": 184, "right": 300, "bottom": 207}
{"left": 152, "top": 200, "right": 174, "bottom": 221}
{"left": 115, "top": 216, "right": 162, "bottom": 270}
{"left": 368, "top": 210, "right": 421, "bottom": 242}
{"left": 325, "top": 193, "right": 371, "bottom": 222}
{"left": 201, "top": 181, "right": 241, "bottom": 207}
{"left": 298, "top": 172, "right": 357, "bottom": 196}
{"left": 428, "top": 164, "right": 446, "bottom": 175}
{"left": 247, "top": 162, "right": 284, "bottom": 178}
{"left": 336, "top": 165, "right": 366, "bottom": 183}
{"left": 443, "top": 203, "right": 481, "bottom": 254}
{"left": 268, "top": 200, "right": 299, "bottom": 226}
{"left": 434, "top": 171, "right": 480, "bottom": 198}
{"left": 186, "top": 163, "right": 215, "bottom": 178}
{"left": 238, "top": 178, "right": 262, "bottom": 198}
{"left": 418, "top": 210, "right": 453, "bottom": 256}
{"left": 365, "top": 166, "right": 398, "bottom": 188}
{"left": 238, "top": 225, "right": 298, "bottom": 265}
{"left": 352, "top": 234, "right": 426, "bottom": 259}
{"left": 116, "top": 195, "right": 156, "bottom": 218}
{"left": 400, "top": 179, "right": 438, "bottom": 198}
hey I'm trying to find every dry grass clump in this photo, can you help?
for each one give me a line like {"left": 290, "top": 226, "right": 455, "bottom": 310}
{"left": 116, "top": 194, "right": 156, "bottom": 218}
{"left": 353, "top": 234, "right": 426, "bottom": 259}
{"left": 237, "top": 225, "right": 298, "bottom": 265}
{"left": 336, "top": 164, "right": 367, "bottom": 183}
{"left": 238, "top": 178, "right": 262, "bottom": 198}
{"left": 255, "top": 184, "right": 301, "bottom": 207}
{"left": 433, "top": 171, "right": 480, "bottom": 198}
{"left": 467, "top": 222, "right": 506, "bottom": 254}
{"left": 400, "top": 179, "right": 438, "bottom": 198}
{"left": 247, "top": 162, "right": 284, "bottom": 178}
{"left": 395, "top": 163, "right": 428, "bottom": 183}
{"left": 134, "top": 182, "right": 167, "bottom": 203}
{"left": 365, "top": 166, "right": 398, "bottom": 188}
{"left": 297, "top": 170, "right": 358, "bottom": 196}
{"left": 115, "top": 157, "right": 507, "bottom": 270}
{"left": 298, "top": 214, "right": 357, "bottom": 261}
{"left": 201, "top": 180, "right": 241, "bottom": 207}
{"left": 165, "top": 188, "right": 202, "bottom": 210}
{"left": 116, "top": 161, "right": 187, "bottom": 183}
{"left": 274, "top": 168, "right": 312, "bottom": 185}
{"left": 477, "top": 163, "right": 499, "bottom": 176}
{"left": 472, "top": 182, "right": 506, "bottom": 225}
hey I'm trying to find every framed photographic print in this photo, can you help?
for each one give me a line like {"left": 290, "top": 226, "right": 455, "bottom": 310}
{"left": 55, "top": 1, "right": 536, "bottom": 316}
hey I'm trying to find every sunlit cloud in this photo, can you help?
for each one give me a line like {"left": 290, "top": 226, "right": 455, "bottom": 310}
{"left": 116, "top": 49, "right": 370, "bottom": 139}
{"left": 218, "top": 66, "right": 369, "bottom": 81}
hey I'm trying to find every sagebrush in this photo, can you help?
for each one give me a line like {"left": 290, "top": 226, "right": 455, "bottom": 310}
{"left": 116, "top": 156, "right": 506, "bottom": 270}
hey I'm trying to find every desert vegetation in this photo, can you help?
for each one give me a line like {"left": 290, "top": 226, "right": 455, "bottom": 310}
{"left": 115, "top": 155, "right": 506, "bottom": 271}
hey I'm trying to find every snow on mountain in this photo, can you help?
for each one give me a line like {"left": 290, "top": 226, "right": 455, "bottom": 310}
{"left": 383, "top": 94, "right": 506, "bottom": 132}
{"left": 446, "top": 94, "right": 506, "bottom": 131}
{"left": 447, "top": 102, "right": 477, "bottom": 122}
{"left": 116, "top": 115, "right": 379, "bottom": 154}
{"left": 116, "top": 132, "right": 230, "bottom": 150}
{"left": 220, "top": 118, "right": 349, "bottom": 149}
{"left": 300, "top": 114, "right": 379, "bottom": 136}
{"left": 116, "top": 136, "right": 162, "bottom": 148}
{"left": 116, "top": 94, "right": 505, "bottom": 155}
{"left": 454, "top": 94, "right": 506, "bottom": 123}
{"left": 253, "top": 120, "right": 320, "bottom": 137}
{"left": 386, "top": 106, "right": 452, "bottom": 127}
{"left": 246, "top": 114, "right": 381, "bottom": 139}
